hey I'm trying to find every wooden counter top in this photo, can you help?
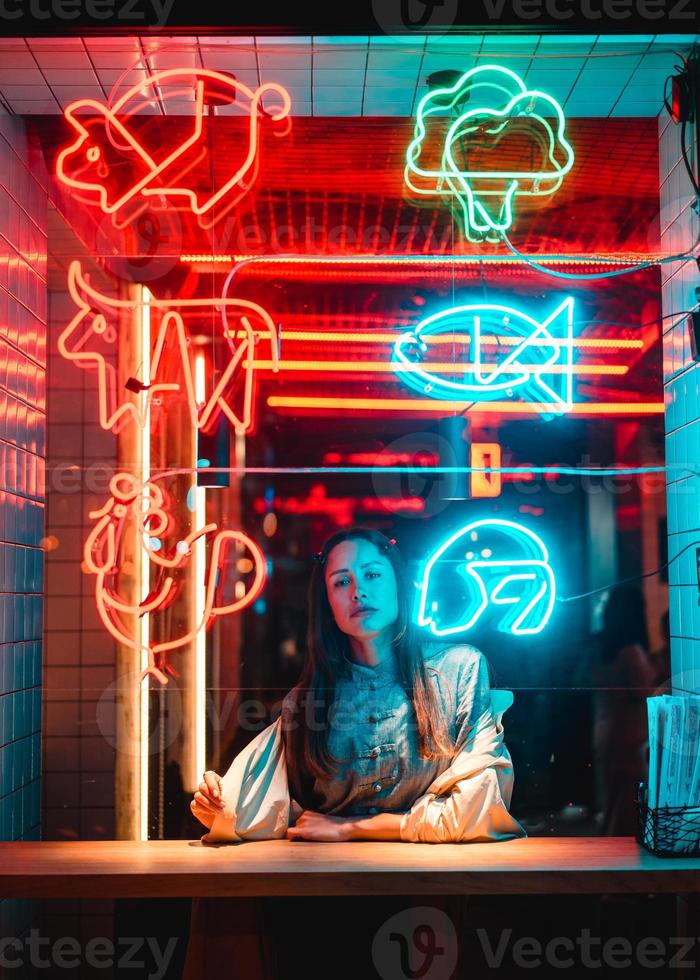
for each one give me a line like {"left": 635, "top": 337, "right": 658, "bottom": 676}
{"left": 1, "top": 837, "right": 699, "bottom": 899}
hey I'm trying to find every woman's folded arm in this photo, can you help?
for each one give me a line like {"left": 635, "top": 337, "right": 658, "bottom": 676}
{"left": 399, "top": 650, "right": 527, "bottom": 844}
{"left": 201, "top": 717, "right": 293, "bottom": 843}
{"left": 398, "top": 710, "right": 526, "bottom": 843}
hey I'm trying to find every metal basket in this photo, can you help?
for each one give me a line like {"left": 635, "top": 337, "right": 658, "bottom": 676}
{"left": 636, "top": 782, "right": 700, "bottom": 857}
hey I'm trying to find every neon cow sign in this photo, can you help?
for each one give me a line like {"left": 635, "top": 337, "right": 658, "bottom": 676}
{"left": 84, "top": 474, "right": 266, "bottom": 684}
{"left": 393, "top": 297, "right": 574, "bottom": 415}
{"left": 417, "top": 519, "right": 555, "bottom": 637}
{"left": 405, "top": 65, "right": 574, "bottom": 241}
{"left": 59, "top": 260, "right": 279, "bottom": 435}
{"left": 56, "top": 70, "right": 292, "bottom": 228}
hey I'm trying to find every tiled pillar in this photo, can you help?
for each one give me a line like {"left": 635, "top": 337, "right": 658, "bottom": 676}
{"left": 40, "top": 264, "right": 120, "bottom": 962}
{"left": 659, "top": 110, "right": 700, "bottom": 694}
{"left": 43, "top": 279, "right": 117, "bottom": 844}
{"left": 0, "top": 108, "right": 47, "bottom": 940}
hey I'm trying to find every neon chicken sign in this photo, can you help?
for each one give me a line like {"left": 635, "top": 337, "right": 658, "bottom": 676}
{"left": 56, "top": 70, "right": 292, "bottom": 228}
{"left": 405, "top": 65, "right": 575, "bottom": 241}
{"left": 59, "top": 260, "right": 279, "bottom": 435}
{"left": 84, "top": 474, "right": 267, "bottom": 684}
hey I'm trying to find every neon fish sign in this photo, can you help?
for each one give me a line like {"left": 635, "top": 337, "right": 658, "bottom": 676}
{"left": 417, "top": 519, "right": 556, "bottom": 637}
{"left": 59, "top": 261, "right": 279, "bottom": 435}
{"left": 56, "top": 70, "right": 292, "bottom": 227}
{"left": 405, "top": 65, "right": 574, "bottom": 241}
{"left": 393, "top": 297, "right": 574, "bottom": 414}
{"left": 84, "top": 474, "right": 267, "bottom": 684}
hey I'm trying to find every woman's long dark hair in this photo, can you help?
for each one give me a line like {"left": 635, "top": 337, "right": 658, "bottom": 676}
{"left": 285, "top": 527, "right": 455, "bottom": 792}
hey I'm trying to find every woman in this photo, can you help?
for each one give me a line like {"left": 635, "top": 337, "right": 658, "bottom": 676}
{"left": 185, "top": 528, "right": 524, "bottom": 977}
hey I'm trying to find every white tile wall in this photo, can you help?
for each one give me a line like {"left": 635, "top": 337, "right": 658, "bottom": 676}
{"left": 0, "top": 109, "right": 47, "bottom": 945}
{"left": 659, "top": 109, "right": 700, "bottom": 694}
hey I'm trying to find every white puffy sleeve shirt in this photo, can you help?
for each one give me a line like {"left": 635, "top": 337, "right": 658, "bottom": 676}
{"left": 202, "top": 644, "right": 525, "bottom": 845}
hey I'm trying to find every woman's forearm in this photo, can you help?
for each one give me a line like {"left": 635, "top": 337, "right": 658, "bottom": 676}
{"left": 348, "top": 812, "right": 404, "bottom": 841}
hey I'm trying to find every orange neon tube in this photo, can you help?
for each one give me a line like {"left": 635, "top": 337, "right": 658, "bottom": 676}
{"left": 267, "top": 396, "right": 664, "bottom": 416}
{"left": 228, "top": 329, "right": 645, "bottom": 351}
{"left": 249, "top": 359, "right": 628, "bottom": 376}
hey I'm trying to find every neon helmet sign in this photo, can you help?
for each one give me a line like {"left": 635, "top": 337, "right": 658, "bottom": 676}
{"left": 393, "top": 296, "right": 574, "bottom": 415}
{"left": 417, "top": 519, "right": 556, "bottom": 637}
{"left": 405, "top": 65, "right": 575, "bottom": 241}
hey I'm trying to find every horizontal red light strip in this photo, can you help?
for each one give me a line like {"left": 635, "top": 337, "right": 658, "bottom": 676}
{"left": 228, "top": 329, "right": 645, "bottom": 351}
{"left": 180, "top": 253, "right": 665, "bottom": 267}
{"left": 267, "top": 396, "right": 664, "bottom": 416}
{"left": 249, "top": 359, "right": 628, "bottom": 376}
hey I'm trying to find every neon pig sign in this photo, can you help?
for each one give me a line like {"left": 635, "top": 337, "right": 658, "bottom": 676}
{"left": 56, "top": 70, "right": 292, "bottom": 228}
{"left": 84, "top": 474, "right": 267, "bottom": 684}
{"left": 393, "top": 297, "right": 574, "bottom": 415}
{"left": 417, "top": 519, "right": 556, "bottom": 637}
{"left": 405, "top": 65, "right": 574, "bottom": 241}
{"left": 59, "top": 260, "right": 279, "bottom": 436}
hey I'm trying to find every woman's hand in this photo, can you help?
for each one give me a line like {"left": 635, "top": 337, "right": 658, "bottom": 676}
{"left": 190, "top": 770, "right": 224, "bottom": 830}
{"left": 286, "top": 810, "right": 357, "bottom": 842}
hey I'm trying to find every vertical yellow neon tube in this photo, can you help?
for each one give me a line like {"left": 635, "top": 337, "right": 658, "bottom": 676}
{"left": 194, "top": 354, "right": 207, "bottom": 784}
{"left": 140, "top": 287, "right": 151, "bottom": 842}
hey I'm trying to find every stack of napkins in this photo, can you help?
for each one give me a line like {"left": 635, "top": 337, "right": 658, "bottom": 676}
{"left": 647, "top": 694, "right": 700, "bottom": 810}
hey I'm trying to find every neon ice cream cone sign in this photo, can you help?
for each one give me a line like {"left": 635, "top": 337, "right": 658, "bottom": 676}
{"left": 405, "top": 65, "right": 574, "bottom": 242}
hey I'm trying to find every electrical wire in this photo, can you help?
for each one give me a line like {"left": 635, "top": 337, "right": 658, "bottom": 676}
{"left": 558, "top": 537, "right": 700, "bottom": 604}
{"left": 219, "top": 252, "right": 697, "bottom": 356}
{"left": 663, "top": 53, "right": 700, "bottom": 198}
{"left": 500, "top": 230, "right": 700, "bottom": 281}
{"left": 681, "top": 116, "right": 700, "bottom": 198}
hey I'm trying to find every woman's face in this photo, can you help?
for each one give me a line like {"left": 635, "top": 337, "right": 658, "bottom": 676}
{"left": 324, "top": 538, "right": 399, "bottom": 641}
